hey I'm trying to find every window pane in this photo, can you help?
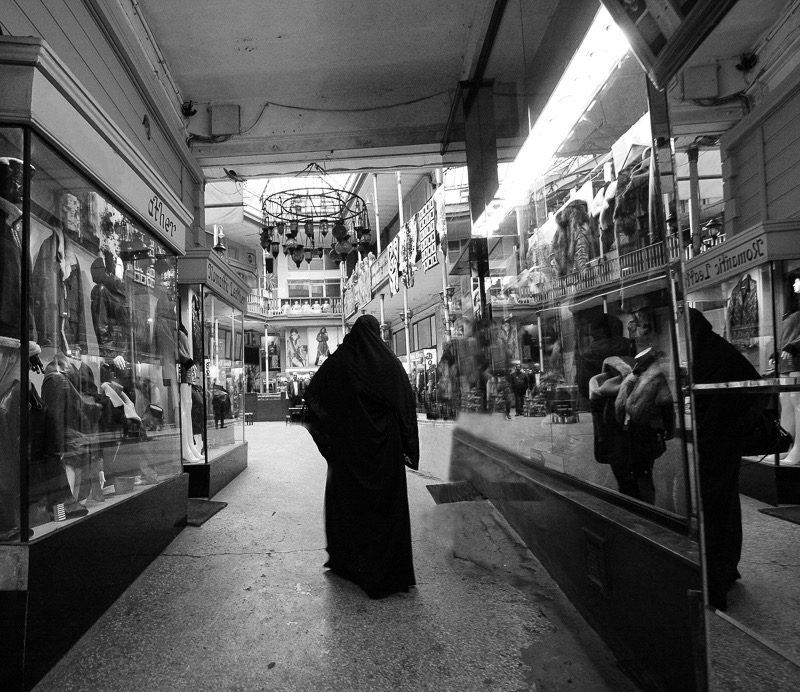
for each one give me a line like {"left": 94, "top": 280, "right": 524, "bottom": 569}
{"left": 0, "top": 127, "right": 24, "bottom": 541}
{"left": 26, "top": 131, "right": 180, "bottom": 537}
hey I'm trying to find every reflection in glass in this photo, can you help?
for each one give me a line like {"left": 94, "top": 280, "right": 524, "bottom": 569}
{"left": 24, "top": 131, "right": 180, "bottom": 538}
{"left": 0, "top": 127, "right": 25, "bottom": 541}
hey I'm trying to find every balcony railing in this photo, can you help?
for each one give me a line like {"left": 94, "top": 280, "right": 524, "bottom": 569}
{"left": 246, "top": 294, "right": 343, "bottom": 317}
{"left": 512, "top": 236, "right": 698, "bottom": 307}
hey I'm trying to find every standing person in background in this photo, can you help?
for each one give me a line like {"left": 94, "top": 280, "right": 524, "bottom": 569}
{"left": 688, "top": 308, "right": 760, "bottom": 611}
{"left": 304, "top": 315, "right": 419, "bottom": 599}
{"left": 510, "top": 363, "right": 529, "bottom": 416}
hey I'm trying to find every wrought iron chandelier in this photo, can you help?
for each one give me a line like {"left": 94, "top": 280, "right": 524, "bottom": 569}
{"left": 259, "top": 164, "right": 374, "bottom": 268}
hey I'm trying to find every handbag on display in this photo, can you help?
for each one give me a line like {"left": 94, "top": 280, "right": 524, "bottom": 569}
{"left": 739, "top": 405, "right": 793, "bottom": 458}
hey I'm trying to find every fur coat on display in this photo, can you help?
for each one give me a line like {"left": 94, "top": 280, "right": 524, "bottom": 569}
{"left": 614, "top": 359, "right": 675, "bottom": 437}
{"left": 552, "top": 200, "right": 592, "bottom": 277}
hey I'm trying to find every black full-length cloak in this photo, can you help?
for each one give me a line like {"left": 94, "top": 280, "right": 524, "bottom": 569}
{"left": 688, "top": 308, "right": 760, "bottom": 609}
{"left": 304, "top": 315, "right": 419, "bottom": 598}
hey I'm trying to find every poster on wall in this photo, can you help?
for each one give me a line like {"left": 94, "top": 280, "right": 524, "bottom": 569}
{"left": 306, "top": 326, "right": 342, "bottom": 367}
{"left": 267, "top": 336, "right": 281, "bottom": 371}
{"left": 286, "top": 327, "right": 308, "bottom": 368}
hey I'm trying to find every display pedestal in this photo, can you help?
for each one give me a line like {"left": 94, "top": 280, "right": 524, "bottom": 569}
{"left": 244, "top": 392, "right": 290, "bottom": 421}
{"left": 185, "top": 442, "right": 248, "bottom": 499}
{"left": 0, "top": 474, "right": 189, "bottom": 691}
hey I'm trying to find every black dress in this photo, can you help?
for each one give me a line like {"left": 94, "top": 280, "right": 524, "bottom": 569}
{"left": 304, "top": 315, "right": 419, "bottom": 599}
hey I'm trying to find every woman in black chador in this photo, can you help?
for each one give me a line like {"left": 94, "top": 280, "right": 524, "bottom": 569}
{"left": 688, "top": 308, "right": 760, "bottom": 611}
{"left": 304, "top": 314, "right": 419, "bottom": 599}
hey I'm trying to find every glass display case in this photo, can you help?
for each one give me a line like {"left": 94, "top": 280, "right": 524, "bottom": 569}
{"left": 203, "top": 291, "right": 245, "bottom": 460}
{"left": 0, "top": 126, "right": 182, "bottom": 542}
{"left": 176, "top": 253, "right": 249, "bottom": 498}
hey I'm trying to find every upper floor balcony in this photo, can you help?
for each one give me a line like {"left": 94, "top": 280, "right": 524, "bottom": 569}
{"left": 246, "top": 294, "right": 343, "bottom": 318}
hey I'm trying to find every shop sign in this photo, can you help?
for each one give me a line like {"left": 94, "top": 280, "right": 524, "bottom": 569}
{"left": 684, "top": 234, "right": 767, "bottom": 290}
{"left": 205, "top": 260, "right": 248, "bottom": 310}
{"left": 147, "top": 194, "right": 178, "bottom": 239}
{"left": 418, "top": 191, "right": 443, "bottom": 272}
{"left": 388, "top": 234, "right": 401, "bottom": 296}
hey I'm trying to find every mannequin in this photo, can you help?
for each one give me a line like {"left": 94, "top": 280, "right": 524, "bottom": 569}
{"left": 178, "top": 323, "right": 203, "bottom": 462}
{"left": 779, "top": 274, "right": 800, "bottom": 465}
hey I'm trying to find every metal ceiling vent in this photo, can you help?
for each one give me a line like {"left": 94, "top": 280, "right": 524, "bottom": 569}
{"left": 210, "top": 104, "right": 241, "bottom": 136}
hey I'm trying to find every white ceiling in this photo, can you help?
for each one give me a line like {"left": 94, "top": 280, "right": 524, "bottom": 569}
{"left": 134, "top": 0, "right": 787, "bottom": 261}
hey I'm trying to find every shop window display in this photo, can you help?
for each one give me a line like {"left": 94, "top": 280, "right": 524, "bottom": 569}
{"left": 1, "top": 128, "right": 181, "bottom": 541}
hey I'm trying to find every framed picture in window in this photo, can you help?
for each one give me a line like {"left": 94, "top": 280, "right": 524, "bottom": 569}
{"left": 223, "top": 330, "right": 232, "bottom": 360}
{"left": 234, "top": 332, "right": 243, "bottom": 360}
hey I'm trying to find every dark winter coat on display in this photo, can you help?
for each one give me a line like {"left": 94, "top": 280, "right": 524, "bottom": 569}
{"left": 32, "top": 231, "right": 68, "bottom": 349}
{"left": 90, "top": 256, "right": 130, "bottom": 358}
{"left": 190, "top": 383, "right": 204, "bottom": 436}
{"left": 304, "top": 315, "right": 419, "bottom": 599}
{"left": 28, "top": 382, "right": 76, "bottom": 523}
{"left": 688, "top": 308, "right": 761, "bottom": 610}
{"left": 155, "top": 294, "right": 178, "bottom": 381}
{"left": 64, "top": 262, "right": 88, "bottom": 354}
{"left": 0, "top": 198, "right": 37, "bottom": 342}
{"left": 41, "top": 356, "right": 102, "bottom": 473}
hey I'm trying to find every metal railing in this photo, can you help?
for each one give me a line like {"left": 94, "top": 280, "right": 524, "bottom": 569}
{"left": 513, "top": 235, "right": 704, "bottom": 307}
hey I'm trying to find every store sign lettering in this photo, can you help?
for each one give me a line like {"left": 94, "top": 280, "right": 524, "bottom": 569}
{"left": 206, "top": 261, "right": 246, "bottom": 307}
{"left": 685, "top": 237, "right": 766, "bottom": 288}
{"left": 388, "top": 235, "right": 400, "bottom": 296}
{"left": 147, "top": 195, "right": 177, "bottom": 237}
{"left": 418, "top": 195, "right": 440, "bottom": 272}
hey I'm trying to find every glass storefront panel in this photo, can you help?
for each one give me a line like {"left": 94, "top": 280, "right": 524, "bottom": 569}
{"left": 0, "top": 127, "right": 25, "bottom": 541}
{"left": 443, "top": 43, "right": 692, "bottom": 520}
{"left": 24, "top": 130, "right": 181, "bottom": 537}
{"left": 203, "top": 291, "right": 245, "bottom": 459}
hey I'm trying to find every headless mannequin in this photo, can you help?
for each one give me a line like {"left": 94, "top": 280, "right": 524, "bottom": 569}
{"left": 779, "top": 277, "right": 800, "bottom": 465}
{"left": 178, "top": 323, "right": 203, "bottom": 462}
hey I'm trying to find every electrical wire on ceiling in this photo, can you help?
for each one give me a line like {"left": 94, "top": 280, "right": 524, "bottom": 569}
{"left": 236, "top": 90, "right": 454, "bottom": 135}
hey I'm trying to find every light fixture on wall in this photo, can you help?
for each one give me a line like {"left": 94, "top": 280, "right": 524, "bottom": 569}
{"left": 213, "top": 224, "right": 227, "bottom": 254}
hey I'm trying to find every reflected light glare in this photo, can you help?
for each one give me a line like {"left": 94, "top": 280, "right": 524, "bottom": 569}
{"left": 472, "top": 7, "right": 629, "bottom": 237}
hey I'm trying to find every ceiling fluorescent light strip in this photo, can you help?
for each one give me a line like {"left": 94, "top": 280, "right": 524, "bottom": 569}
{"left": 472, "top": 6, "right": 629, "bottom": 237}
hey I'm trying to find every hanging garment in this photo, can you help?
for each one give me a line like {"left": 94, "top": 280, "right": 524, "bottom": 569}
{"left": 728, "top": 274, "right": 759, "bottom": 351}
{"left": 552, "top": 200, "right": 592, "bottom": 276}
{"left": 31, "top": 231, "right": 67, "bottom": 349}
{"left": 41, "top": 356, "right": 102, "bottom": 470}
{"left": 28, "top": 382, "right": 74, "bottom": 515}
{"left": 0, "top": 198, "right": 37, "bottom": 342}
{"left": 190, "top": 383, "right": 204, "bottom": 435}
{"left": 64, "top": 262, "right": 88, "bottom": 354}
{"left": 131, "top": 281, "right": 155, "bottom": 355}
{"left": 90, "top": 257, "right": 130, "bottom": 358}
